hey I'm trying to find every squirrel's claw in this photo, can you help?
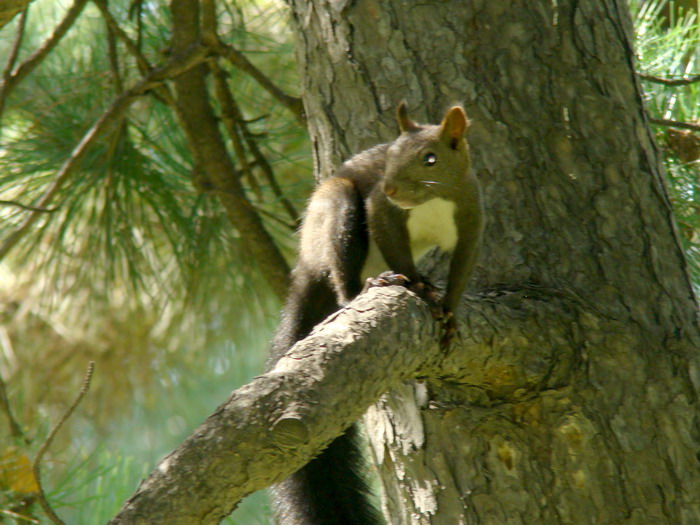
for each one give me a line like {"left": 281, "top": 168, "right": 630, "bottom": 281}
{"left": 363, "top": 271, "right": 410, "bottom": 292}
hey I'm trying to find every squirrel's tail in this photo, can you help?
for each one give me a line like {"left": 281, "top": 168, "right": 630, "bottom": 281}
{"left": 268, "top": 177, "right": 383, "bottom": 524}
{"left": 270, "top": 424, "right": 384, "bottom": 525}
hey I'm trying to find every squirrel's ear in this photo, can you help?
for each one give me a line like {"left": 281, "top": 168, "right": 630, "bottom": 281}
{"left": 440, "top": 106, "right": 469, "bottom": 149}
{"left": 397, "top": 101, "right": 419, "bottom": 132}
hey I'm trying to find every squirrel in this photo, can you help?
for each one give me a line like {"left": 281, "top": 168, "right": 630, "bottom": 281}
{"left": 268, "top": 101, "right": 484, "bottom": 525}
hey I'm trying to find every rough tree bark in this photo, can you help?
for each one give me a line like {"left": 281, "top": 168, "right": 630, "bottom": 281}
{"left": 286, "top": 0, "right": 700, "bottom": 523}
{"left": 110, "top": 1, "right": 700, "bottom": 523}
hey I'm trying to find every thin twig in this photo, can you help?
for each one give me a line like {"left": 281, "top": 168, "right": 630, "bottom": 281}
{"left": 213, "top": 41, "right": 305, "bottom": 123}
{"left": 202, "top": 1, "right": 263, "bottom": 197}
{"left": 92, "top": 0, "right": 174, "bottom": 106}
{"left": 92, "top": 0, "right": 151, "bottom": 75}
{"left": 0, "top": 508, "right": 39, "bottom": 523}
{"left": 103, "top": 10, "right": 127, "bottom": 184}
{"left": 211, "top": 62, "right": 264, "bottom": 200}
{"left": 640, "top": 73, "right": 700, "bottom": 86}
{"left": 227, "top": 92, "right": 300, "bottom": 226}
{"left": 105, "top": 18, "right": 124, "bottom": 94}
{"left": 127, "top": 0, "right": 145, "bottom": 50}
{"left": 0, "top": 44, "right": 209, "bottom": 262}
{"left": 255, "top": 205, "right": 298, "bottom": 231}
{"left": 0, "top": 0, "right": 90, "bottom": 122}
{"left": 3, "top": 8, "right": 28, "bottom": 83}
{"left": 650, "top": 118, "right": 700, "bottom": 132}
{"left": 0, "top": 7, "right": 28, "bottom": 130}
{"left": 0, "top": 200, "right": 57, "bottom": 213}
{"left": 32, "top": 362, "right": 95, "bottom": 525}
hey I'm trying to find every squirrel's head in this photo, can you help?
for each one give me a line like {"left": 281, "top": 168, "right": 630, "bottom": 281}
{"left": 383, "top": 102, "right": 471, "bottom": 209}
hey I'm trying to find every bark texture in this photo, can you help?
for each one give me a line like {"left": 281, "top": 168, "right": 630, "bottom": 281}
{"left": 109, "top": 282, "right": 580, "bottom": 523}
{"left": 108, "top": 288, "right": 437, "bottom": 523}
{"left": 286, "top": 0, "right": 700, "bottom": 523}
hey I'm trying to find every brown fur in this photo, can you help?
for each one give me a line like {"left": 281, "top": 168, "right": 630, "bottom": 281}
{"left": 269, "top": 102, "right": 484, "bottom": 525}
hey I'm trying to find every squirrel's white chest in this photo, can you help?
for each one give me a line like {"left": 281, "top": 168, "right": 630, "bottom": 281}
{"left": 361, "top": 198, "right": 457, "bottom": 280}
{"left": 406, "top": 198, "right": 458, "bottom": 260}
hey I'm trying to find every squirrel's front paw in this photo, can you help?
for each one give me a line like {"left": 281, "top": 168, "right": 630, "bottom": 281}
{"left": 409, "top": 280, "right": 441, "bottom": 307}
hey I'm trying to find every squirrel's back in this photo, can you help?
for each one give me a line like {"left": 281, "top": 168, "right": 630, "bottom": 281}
{"left": 269, "top": 102, "right": 481, "bottom": 525}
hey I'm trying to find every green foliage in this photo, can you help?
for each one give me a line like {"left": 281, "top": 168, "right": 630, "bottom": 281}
{"left": 0, "top": 0, "right": 308, "bottom": 307}
{"left": 632, "top": 0, "right": 700, "bottom": 282}
{"left": 49, "top": 446, "right": 151, "bottom": 524}
{"left": 44, "top": 337, "right": 275, "bottom": 524}
{"left": 0, "top": 0, "right": 309, "bottom": 399}
{"left": 0, "top": 0, "right": 304, "bottom": 523}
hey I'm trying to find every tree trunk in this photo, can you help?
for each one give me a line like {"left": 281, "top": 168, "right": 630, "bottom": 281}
{"left": 286, "top": 0, "right": 700, "bottom": 523}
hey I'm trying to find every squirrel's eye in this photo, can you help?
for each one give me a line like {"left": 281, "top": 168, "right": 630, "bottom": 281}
{"left": 423, "top": 152, "right": 437, "bottom": 166}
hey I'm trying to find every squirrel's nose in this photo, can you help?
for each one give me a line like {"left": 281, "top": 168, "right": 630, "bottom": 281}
{"left": 383, "top": 183, "right": 397, "bottom": 197}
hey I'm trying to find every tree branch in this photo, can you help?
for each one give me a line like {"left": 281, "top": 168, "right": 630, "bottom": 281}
{"left": 0, "top": 200, "right": 56, "bottom": 213}
{"left": 211, "top": 62, "right": 264, "bottom": 200}
{"left": 639, "top": 73, "right": 700, "bottom": 86}
{"left": 212, "top": 41, "right": 305, "bottom": 123}
{"left": 33, "top": 362, "right": 95, "bottom": 525}
{"left": 0, "top": 0, "right": 31, "bottom": 30}
{"left": 92, "top": 0, "right": 151, "bottom": 76}
{"left": 202, "top": 0, "right": 298, "bottom": 225}
{"left": 170, "top": 0, "right": 290, "bottom": 299}
{"left": 108, "top": 284, "right": 578, "bottom": 523}
{"left": 2, "top": 7, "right": 27, "bottom": 87}
{"left": 650, "top": 118, "right": 700, "bottom": 133}
{"left": 104, "top": 13, "right": 124, "bottom": 95}
{"left": 0, "top": 0, "right": 90, "bottom": 124}
{"left": 109, "top": 288, "right": 436, "bottom": 524}
{"left": 0, "top": 373, "right": 24, "bottom": 441}
{"left": 92, "top": 0, "right": 175, "bottom": 107}
{"left": 211, "top": 63, "right": 299, "bottom": 226}
{"left": 0, "top": 44, "right": 210, "bottom": 262}
{"left": 203, "top": 1, "right": 264, "bottom": 203}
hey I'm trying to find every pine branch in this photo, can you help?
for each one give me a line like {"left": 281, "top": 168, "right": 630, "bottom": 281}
{"left": 0, "top": 200, "right": 57, "bottom": 213}
{"left": 199, "top": 0, "right": 303, "bottom": 122}
{"left": 0, "top": 0, "right": 90, "bottom": 124}
{"left": 234, "top": 101, "right": 301, "bottom": 226}
{"left": 211, "top": 62, "right": 264, "bottom": 200}
{"left": 171, "top": 0, "right": 290, "bottom": 299}
{"left": 0, "top": 44, "right": 210, "bottom": 262}
{"left": 211, "top": 63, "right": 299, "bottom": 226}
{"left": 92, "top": 0, "right": 152, "bottom": 75}
{"left": 198, "top": 0, "right": 303, "bottom": 121}
{"left": 200, "top": 2, "right": 300, "bottom": 226}
{"left": 109, "top": 288, "right": 435, "bottom": 523}
{"left": 211, "top": 40, "right": 305, "bottom": 123}
{"left": 650, "top": 118, "right": 700, "bottom": 132}
{"left": 92, "top": 0, "right": 175, "bottom": 107}
{"left": 640, "top": 73, "right": 700, "bottom": 86}
{"left": 2, "top": 7, "right": 27, "bottom": 86}
{"left": 105, "top": 15, "right": 124, "bottom": 94}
